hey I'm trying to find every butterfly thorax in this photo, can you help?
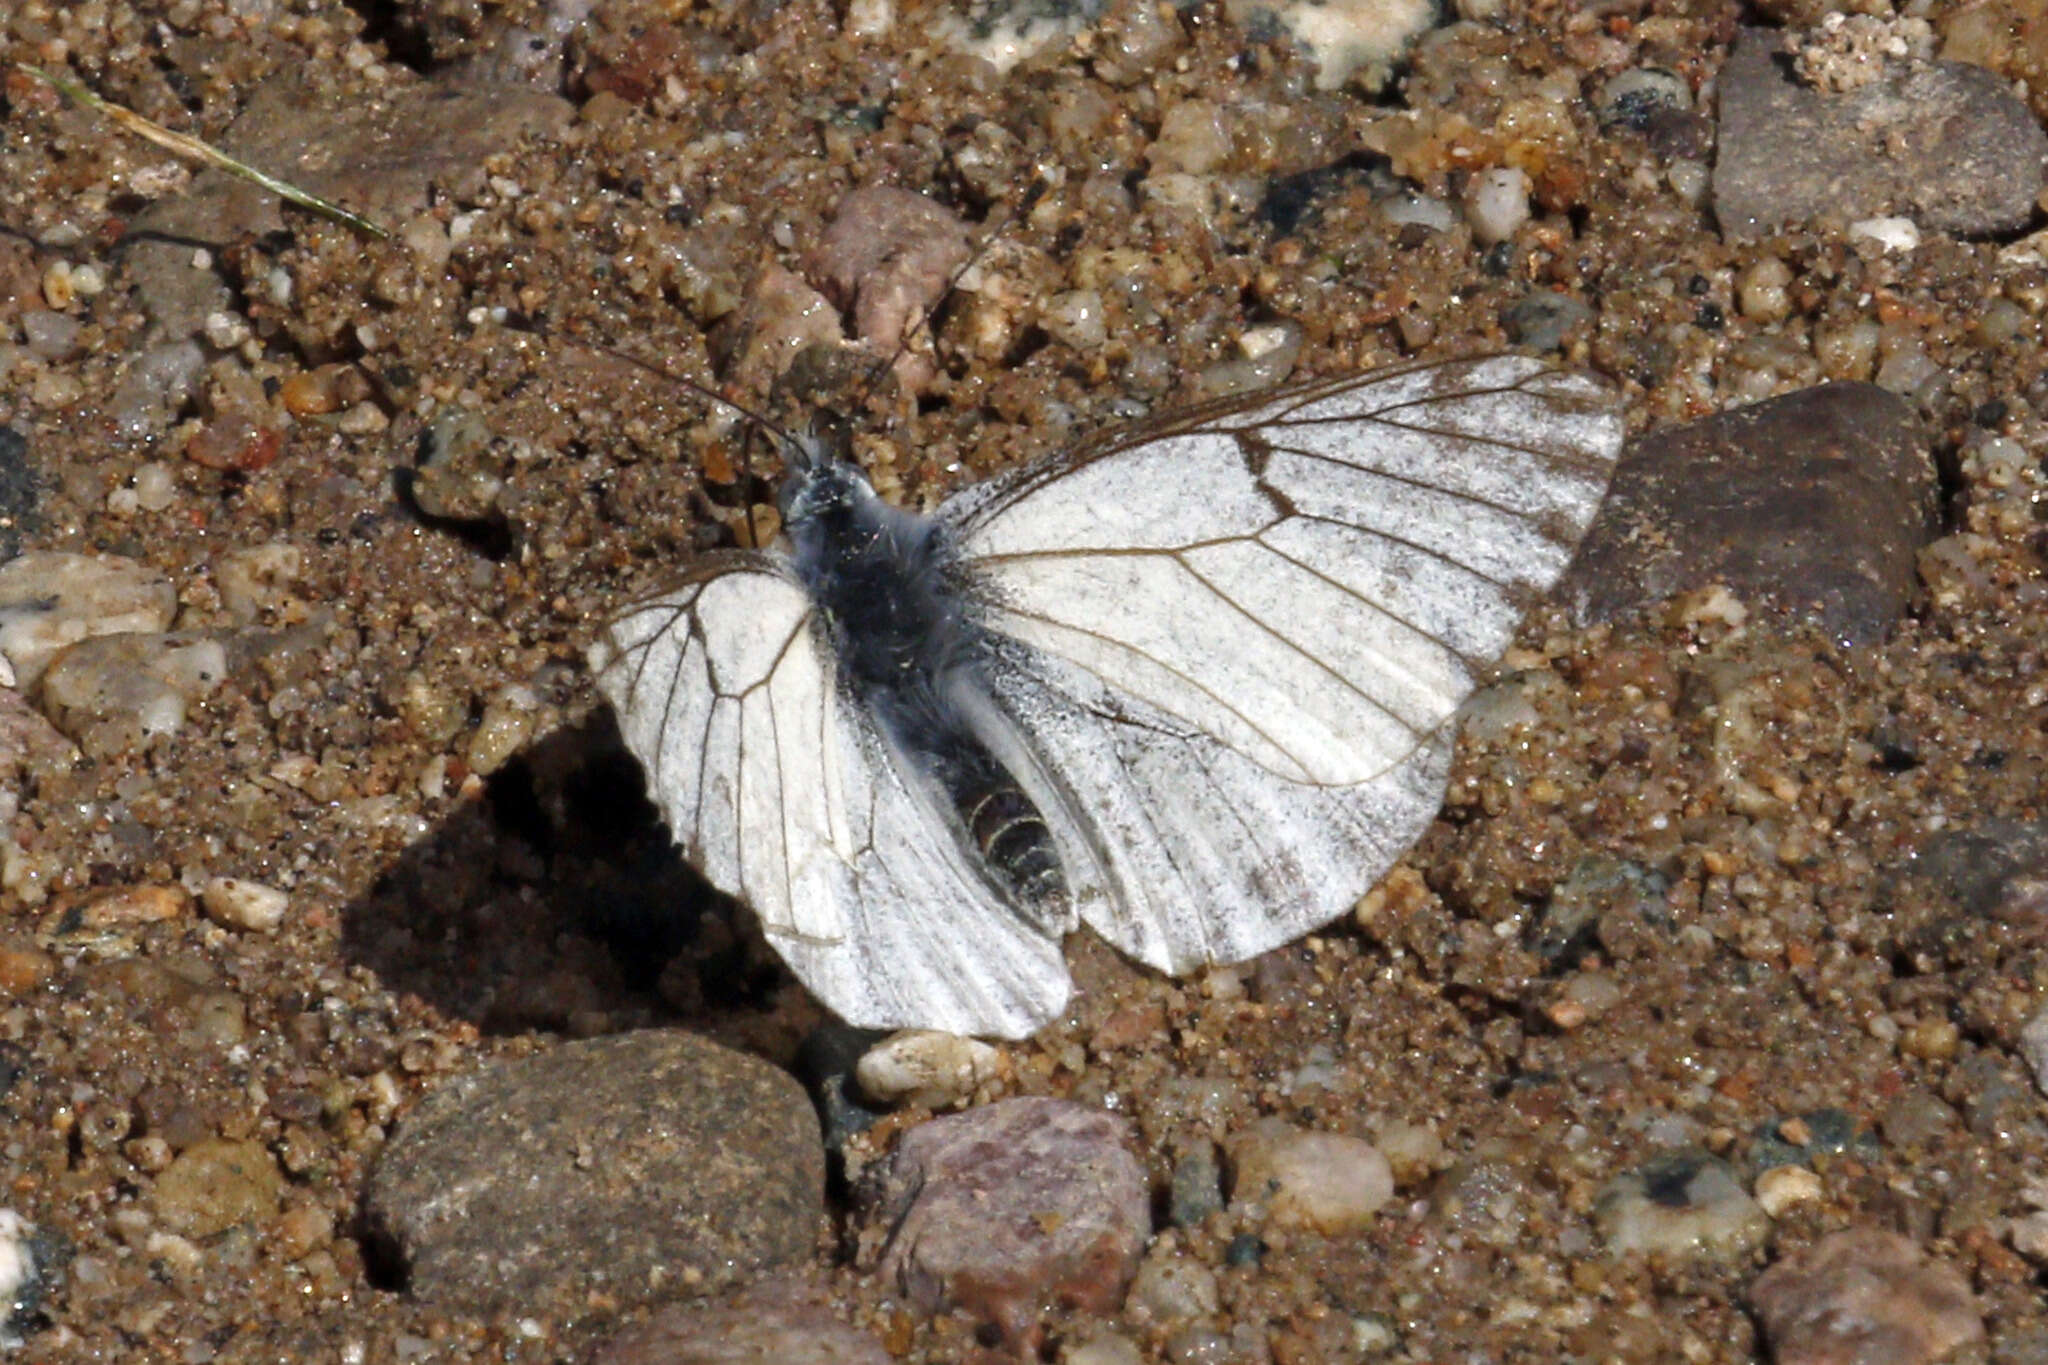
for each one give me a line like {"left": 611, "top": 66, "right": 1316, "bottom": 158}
{"left": 784, "top": 460, "right": 1068, "bottom": 926}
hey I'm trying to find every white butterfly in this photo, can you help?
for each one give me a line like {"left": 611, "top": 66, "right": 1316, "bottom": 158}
{"left": 589, "top": 354, "right": 1623, "bottom": 1038}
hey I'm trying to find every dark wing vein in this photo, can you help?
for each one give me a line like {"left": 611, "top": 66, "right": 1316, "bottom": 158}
{"left": 1173, "top": 554, "right": 1425, "bottom": 741}
{"left": 991, "top": 566, "right": 1365, "bottom": 784}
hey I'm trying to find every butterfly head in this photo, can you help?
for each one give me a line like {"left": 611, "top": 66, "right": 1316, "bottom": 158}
{"left": 778, "top": 436, "right": 877, "bottom": 530}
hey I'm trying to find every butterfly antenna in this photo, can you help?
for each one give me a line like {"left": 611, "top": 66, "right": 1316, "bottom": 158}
{"left": 502, "top": 315, "right": 817, "bottom": 468}
{"left": 846, "top": 174, "right": 1053, "bottom": 416}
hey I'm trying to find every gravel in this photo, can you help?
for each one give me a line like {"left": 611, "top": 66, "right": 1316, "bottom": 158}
{"left": 3, "top": 0, "right": 2047, "bottom": 1360}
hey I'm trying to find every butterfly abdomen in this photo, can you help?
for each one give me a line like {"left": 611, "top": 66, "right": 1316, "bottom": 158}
{"left": 785, "top": 461, "right": 1070, "bottom": 925}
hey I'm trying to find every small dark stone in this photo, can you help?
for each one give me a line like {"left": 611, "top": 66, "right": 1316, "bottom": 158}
{"left": 1913, "top": 821, "right": 2048, "bottom": 925}
{"left": 1168, "top": 1141, "right": 1224, "bottom": 1228}
{"left": 1258, "top": 151, "right": 1395, "bottom": 235}
{"left": 1750, "top": 1109, "right": 1875, "bottom": 1173}
{"left": 1223, "top": 1234, "right": 1267, "bottom": 1267}
{"left": 796, "top": 1023, "right": 889, "bottom": 1152}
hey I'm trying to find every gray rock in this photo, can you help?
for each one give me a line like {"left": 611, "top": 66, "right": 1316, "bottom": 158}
{"left": 1501, "top": 291, "right": 1593, "bottom": 352}
{"left": 593, "top": 1275, "right": 890, "bottom": 1365}
{"left": 1749, "top": 1227, "right": 1983, "bottom": 1365}
{"left": 1713, "top": 27, "right": 2048, "bottom": 238}
{"left": 855, "top": 1097, "right": 1146, "bottom": 1349}
{"left": 363, "top": 1030, "right": 823, "bottom": 1316}
{"left": 1168, "top": 1140, "right": 1225, "bottom": 1228}
{"left": 1562, "top": 382, "right": 1936, "bottom": 646}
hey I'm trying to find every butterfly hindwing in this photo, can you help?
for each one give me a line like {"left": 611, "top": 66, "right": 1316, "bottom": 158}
{"left": 591, "top": 553, "right": 1070, "bottom": 1036}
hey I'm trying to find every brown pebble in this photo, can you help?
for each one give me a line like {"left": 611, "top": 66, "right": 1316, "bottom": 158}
{"left": 80, "top": 883, "right": 191, "bottom": 927}
{"left": 0, "top": 936, "right": 56, "bottom": 995}
{"left": 184, "top": 414, "right": 282, "bottom": 471}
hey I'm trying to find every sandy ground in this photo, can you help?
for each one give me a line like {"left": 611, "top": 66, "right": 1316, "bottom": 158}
{"left": 2, "top": 0, "right": 2047, "bottom": 1360}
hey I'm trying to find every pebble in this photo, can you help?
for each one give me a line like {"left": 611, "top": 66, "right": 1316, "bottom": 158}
{"left": 1561, "top": 383, "right": 1937, "bottom": 646}
{"left": 1124, "top": 1243, "right": 1220, "bottom": 1324}
{"left": 151, "top": 1138, "right": 285, "bottom": 1239}
{"left": 0, "top": 936, "right": 55, "bottom": 997}
{"left": 0, "top": 426, "right": 33, "bottom": 562}
{"left": 36, "top": 631, "right": 227, "bottom": 759}
{"left": 465, "top": 684, "right": 542, "bottom": 775}
{"left": 593, "top": 1275, "right": 892, "bottom": 1365}
{"left": 854, "top": 1029, "right": 1004, "bottom": 1109}
{"left": 1149, "top": 100, "right": 1231, "bottom": 175}
{"left": 1593, "top": 1150, "right": 1769, "bottom": 1258}
{"left": 1226, "top": 1118, "right": 1393, "bottom": 1234}
{"left": 1876, "top": 1090, "right": 1959, "bottom": 1151}
{"left": 1748, "top": 1227, "right": 1983, "bottom": 1365}
{"left": 1462, "top": 166, "right": 1531, "bottom": 245}
{"left": 0, "top": 551, "right": 177, "bottom": 689}
{"left": 1378, "top": 191, "right": 1458, "bottom": 234}
{"left": 19, "top": 310, "right": 84, "bottom": 362}
{"left": 1040, "top": 289, "right": 1109, "bottom": 352}
{"left": 1501, "top": 291, "right": 1592, "bottom": 352}
{"left": 1424, "top": 1143, "right": 1534, "bottom": 1245}
{"left": 855, "top": 1097, "right": 1146, "bottom": 1349}
{"left": 806, "top": 186, "right": 971, "bottom": 361}
{"left": 2018, "top": 1010, "right": 2048, "bottom": 1099}
{"left": 1219, "top": 0, "right": 1438, "bottom": 92}
{"left": 80, "top": 883, "right": 191, "bottom": 928}
{"left": 1168, "top": 1140, "right": 1225, "bottom": 1227}
{"left": 1754, "top": 1165, "right": 1824, "bottom": 1218}
{"left": 1712, "top": 26, "right": 2047, "bottom": 238}
{"left": 1751, "top": 1110, "right": 1872, "bottom": 1172}
{"left": 107, "top": 339, "right": 207, "bottom": 441}
{"left": 1593, "top": 66, "right": 1692, "bottom": 131}
{"left": 931, "top": 0, "right": 1100, "bottom": 74}
{"left": 1912, "top": 820, "right": 2048, "bottom": 925}
{"left": 717, "top": 263, "right": 844, "bottom": 396}
{"left": 200, "top": 877, "right": 290, "bottom": 933}
{"left": 363, "top": 1030, "right": 823, "bottom": 1315}
{"left": 1848, "top": 216, "right": 1921, "bottom": 253}
{"left": 213, "top": 542, "right": 305, "bottom": 626}
{"left": 1064, "top": 1330, "right": 1146, "bottom": 1365}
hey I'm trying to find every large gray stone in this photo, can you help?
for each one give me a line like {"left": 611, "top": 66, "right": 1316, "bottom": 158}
{"left": 1713, "top": 27, "right": 2047, "bottom": 238}
{"left": 363, "top": 1030, "right": 824, "bottom": 1316}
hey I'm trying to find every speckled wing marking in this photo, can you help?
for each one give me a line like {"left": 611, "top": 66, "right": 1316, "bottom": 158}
{"left": 588, "top": 552, "right": 1070, "bottom": 1036}
{"left": 943, "top": 354, "right": 1624, "bottom": 975}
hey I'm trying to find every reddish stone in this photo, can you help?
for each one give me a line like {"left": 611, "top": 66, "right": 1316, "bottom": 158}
{"left": 856, "top": 1097, "right": 1148, "bottom": 1350}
